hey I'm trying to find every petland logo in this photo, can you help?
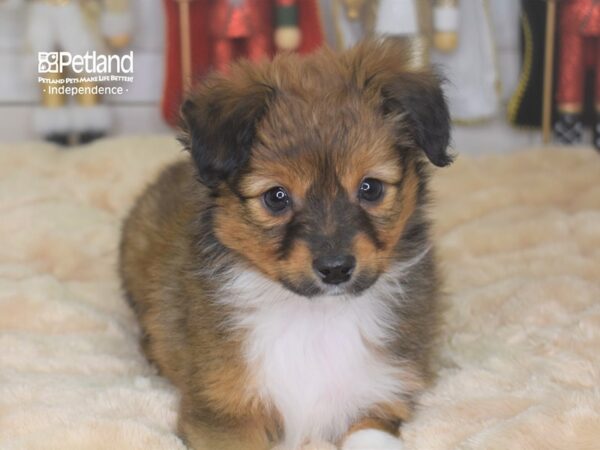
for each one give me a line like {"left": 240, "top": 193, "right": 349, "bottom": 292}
{"left": 38, "top": 51, "right": 134, "bottom": 74}
{"left": 37, "top": 51, "right": 134, "bottom": 97}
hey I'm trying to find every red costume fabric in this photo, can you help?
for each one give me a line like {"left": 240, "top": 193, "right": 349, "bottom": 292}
{"left": 161, "top": 0, "right": 324, "bottom": 126}
{"left": 556, "top": 0, "right": 600, "bottom": 109}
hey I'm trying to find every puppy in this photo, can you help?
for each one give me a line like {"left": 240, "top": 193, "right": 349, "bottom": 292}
{"left": 119, "top": 39, "right": 452, "bottom": 450}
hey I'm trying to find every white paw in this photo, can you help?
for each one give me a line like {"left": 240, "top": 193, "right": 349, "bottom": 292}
{"left": 342, "top": 429, "right": 404, "bottom": 450}
{"left": 300, "top": 442, "right": 338, "bottom": 450}
{"left": 272, "top": 442, "right": 337, "bottom": 450}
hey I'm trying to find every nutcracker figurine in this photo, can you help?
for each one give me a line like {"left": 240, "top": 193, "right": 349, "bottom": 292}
{"left": 161, "top": 0, "right": 324, "bottom": 126}
{"left": 209, "top": 0, "right": 274, "bottom": 71}
{"left": 429, "top": 0, "right": 501, "bottom": 123}
{"left": 26, "top": 0, "right": 131, "bottom": 146}
{"left": 375, "top": 0, "right": 460, "bottom": 68}
{"left": 322, "top": 0, "right": 379, "bottom": 50}
{"left": 554, "top": 0, "right": 600, "bottom": 149}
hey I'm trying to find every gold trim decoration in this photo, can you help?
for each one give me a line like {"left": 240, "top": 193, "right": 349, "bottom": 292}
{"left": 332, "top": 0, "right": 378, "bottom": 50}
{"left": 76, "top": 80, "right": 99, "bottom": 106}
{"left": 507, "top": 8, "right": 534, "bottom": 125}
{"left": 41, "top": 72, "right": 67, "bottom": 108}
{"left": 342, "top": 0, "right": 367, "bottom": 20}
{"left": 557, "top": 103, "right": 583, "bottom": 114}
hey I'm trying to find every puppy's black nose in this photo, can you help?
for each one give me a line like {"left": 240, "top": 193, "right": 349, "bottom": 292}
{"left": 313, "top": 255, "right": 356, "bottom": 285}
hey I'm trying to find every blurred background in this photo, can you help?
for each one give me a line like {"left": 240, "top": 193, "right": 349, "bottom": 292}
{"left": 0, "top": 0, "right": 597, "bottom": 154}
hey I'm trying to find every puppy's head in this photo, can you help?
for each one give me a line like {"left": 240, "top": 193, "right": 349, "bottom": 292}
{"left": 181, "top": 39, "right": 452, "bottom": 297}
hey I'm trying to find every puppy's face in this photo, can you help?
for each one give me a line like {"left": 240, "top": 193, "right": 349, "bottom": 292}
{"left": 182, "top": 40, "right": 452, "bottom": 297}
{"left": 211, "top": 100, "right": 419, "bottom": 297}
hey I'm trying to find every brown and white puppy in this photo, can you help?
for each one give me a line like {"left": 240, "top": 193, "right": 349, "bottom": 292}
{"left": 119, "top": 39, "right": 452, "bottom": 450}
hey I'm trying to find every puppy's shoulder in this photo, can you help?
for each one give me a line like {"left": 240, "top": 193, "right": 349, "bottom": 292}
{"left": 134, "top": 159, "right": 205, "bottom": 217}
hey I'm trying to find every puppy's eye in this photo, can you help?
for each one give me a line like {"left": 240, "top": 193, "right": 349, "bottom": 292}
{"left": 263, "top": 186, "right": 291, "bottom": 213}
{"left": 358, "top": 178, "right": 384, "bottom": 203}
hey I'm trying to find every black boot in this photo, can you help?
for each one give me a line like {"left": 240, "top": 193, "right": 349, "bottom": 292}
{"left": 79, "top": 131, "right": 106, "bottom": 145}
{"left": 45, "top": 133, "right": 70, "bottom": 146}
{"left": 554, "top": 112, "right": 583, "bottom": 145}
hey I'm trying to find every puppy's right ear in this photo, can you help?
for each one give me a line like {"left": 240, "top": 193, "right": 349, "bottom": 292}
{"left": 179, "top": 64, "right": 275, "bottom": 188}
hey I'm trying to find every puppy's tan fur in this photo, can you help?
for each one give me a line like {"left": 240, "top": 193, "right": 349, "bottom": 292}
{"left": 120, "top": 39, "right": 452, "bottom": 449}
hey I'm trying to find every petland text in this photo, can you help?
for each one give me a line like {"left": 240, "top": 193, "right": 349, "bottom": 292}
{"left": 38, "top": 51, "right": 134, "bottom": 74}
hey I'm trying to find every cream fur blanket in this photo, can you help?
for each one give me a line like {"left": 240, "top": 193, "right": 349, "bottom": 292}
{"left": 1, "top": 136, "right": 599, "bottom": 449}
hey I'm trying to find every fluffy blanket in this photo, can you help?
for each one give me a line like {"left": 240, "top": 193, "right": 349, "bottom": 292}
{"left": 1, "top": 136, "right": 598, "bottom": 449}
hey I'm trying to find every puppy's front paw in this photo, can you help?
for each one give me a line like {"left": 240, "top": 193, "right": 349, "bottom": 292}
{"left": 342, "top": 429, "right": 403, "bottom": 450}
{"left": 301, "top": 442, "right": 338, "bottom": 450}
{"left": 272, "top": 442, "right": 337, "bottom": 450}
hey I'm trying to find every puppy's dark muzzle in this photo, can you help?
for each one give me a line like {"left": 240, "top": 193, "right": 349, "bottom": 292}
{"left": 313, "top": 255, "right": 356, "bottom": 285}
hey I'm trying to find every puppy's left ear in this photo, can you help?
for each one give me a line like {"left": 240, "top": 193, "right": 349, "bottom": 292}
{"left": 347, "top": 39, "right": 453, "bottom": 167}
{"left": 381, "top": 71, "right": 453, "bottom": 167}
{"left": 179, "top": 63, "right": 275, "bottom": 188}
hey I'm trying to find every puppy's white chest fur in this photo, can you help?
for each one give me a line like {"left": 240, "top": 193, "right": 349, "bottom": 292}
{"left": 225, "top": 271, "right": 407, "bottom": 449}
